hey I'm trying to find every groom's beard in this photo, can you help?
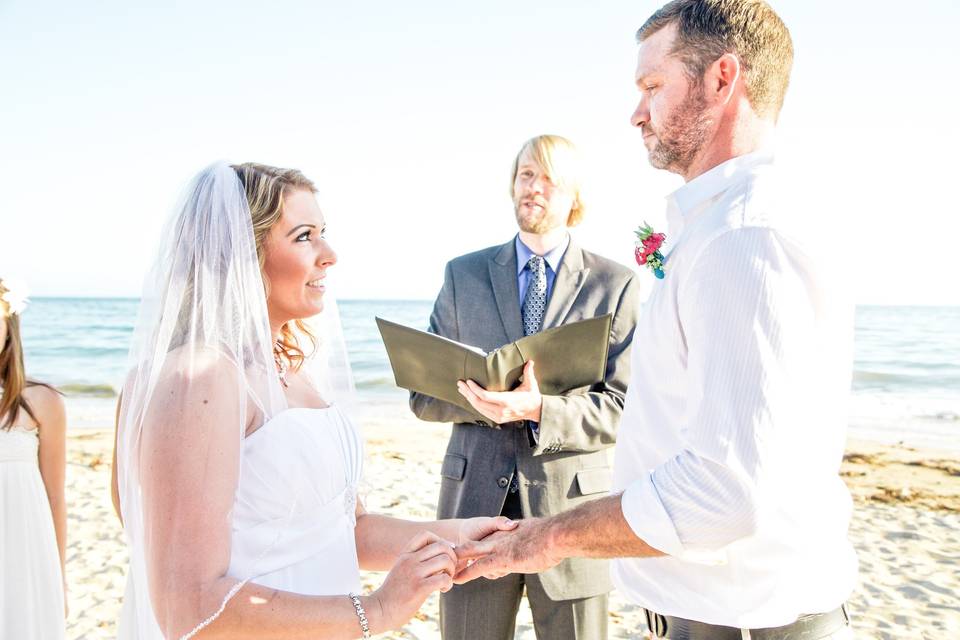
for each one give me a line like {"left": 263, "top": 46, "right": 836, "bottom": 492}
{"left": 646, "top": 84, "right": 712, "bottom": 174}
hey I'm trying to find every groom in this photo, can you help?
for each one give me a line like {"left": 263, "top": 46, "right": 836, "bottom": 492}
{"left": 456, "top": 2, "right": 857, "bottom": 639}
{"left": 410, "top": 134, "right": 640, "bottom": 640}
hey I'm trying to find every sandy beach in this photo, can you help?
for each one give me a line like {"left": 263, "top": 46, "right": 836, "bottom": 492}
{"left": 62, "top": 412, "right": 960, "bottom": 640}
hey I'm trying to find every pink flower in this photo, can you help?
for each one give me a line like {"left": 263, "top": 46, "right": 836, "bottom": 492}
{"left": 633, "top": 222, "right": 667, "bottom": 279}
{"left": 649, "top": 234, "right": 665, "bottom": 247}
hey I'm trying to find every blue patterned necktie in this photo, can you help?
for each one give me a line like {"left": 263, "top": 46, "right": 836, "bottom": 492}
{"left": 507, "top": 255, "right": 548, "bottom": 496}
{"left": 522, "top": 255, "right": 547, "bottom": 336}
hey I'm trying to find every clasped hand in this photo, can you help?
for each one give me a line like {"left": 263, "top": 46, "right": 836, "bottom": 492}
{"left": 453, "top": 517, "right": 564, "bottom": 583}
{"left": 407, "top": 516, "right": 561, "bottom": 585}
{"left": 457, "top": 360, "right": 543, "bottom": 424}
{"left": 373, "top": 516, "right": 517, "bottom": 630}
{"left": 375, "top": 515, "right": 562, "bottom": 629}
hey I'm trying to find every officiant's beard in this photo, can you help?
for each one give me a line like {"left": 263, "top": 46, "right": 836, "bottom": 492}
{"left": 646, "top": 84, "right": 712, "bottom": 174}
{"left": 515, "top": 204, "right": 565, "bottom": 235}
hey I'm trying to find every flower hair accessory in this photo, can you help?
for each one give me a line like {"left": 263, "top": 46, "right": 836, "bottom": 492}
{"left": 0, "top": 277, "right": 30, "bottom": 316}
{"left": 634, "top": 222, "right": 666, "bottom": 279}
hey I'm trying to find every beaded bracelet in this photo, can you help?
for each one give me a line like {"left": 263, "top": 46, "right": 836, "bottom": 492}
{"left": 348, "top": 592, "right": 371, "bottom": 639}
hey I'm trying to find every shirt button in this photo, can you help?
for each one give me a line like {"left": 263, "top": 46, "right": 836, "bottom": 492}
{"left": 497, "top": 476, "right": 509, "bottom": 488}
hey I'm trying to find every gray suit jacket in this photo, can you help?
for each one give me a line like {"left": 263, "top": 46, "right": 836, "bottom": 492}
{"left": 410, "top": 236, "right": 641, "bottom": 601}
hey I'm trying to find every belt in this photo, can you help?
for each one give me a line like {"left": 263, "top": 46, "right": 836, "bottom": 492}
{"left": 644, "top": 604, "right": 849, "bottom": 640}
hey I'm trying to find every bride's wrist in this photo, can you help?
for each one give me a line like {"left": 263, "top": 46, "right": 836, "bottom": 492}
{"left": 360, "top": 593, "right": 386, "bottom": 635}
{"left": 454, "top": 518, "right": 471, "bottom": 543}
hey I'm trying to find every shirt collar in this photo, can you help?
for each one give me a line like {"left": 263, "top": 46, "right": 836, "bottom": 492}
{"left": 515, "top": 233, "right": 570, "bottom": 276}
{"left": 667, "top": 147, "right": 776, "bottom": 217}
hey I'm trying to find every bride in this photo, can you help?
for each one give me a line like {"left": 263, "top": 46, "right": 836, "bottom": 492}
{"left": 112, "top": 162, "right": 515, "bottom": 639}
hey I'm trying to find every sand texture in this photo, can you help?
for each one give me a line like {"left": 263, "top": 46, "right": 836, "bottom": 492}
{"left": 58, "top": 418, "right": 959, "bottom": 639}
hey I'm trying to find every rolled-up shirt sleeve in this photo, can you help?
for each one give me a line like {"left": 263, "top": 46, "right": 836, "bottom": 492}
{"left": 621, "top": 226, "right": 805, "bottom": 555}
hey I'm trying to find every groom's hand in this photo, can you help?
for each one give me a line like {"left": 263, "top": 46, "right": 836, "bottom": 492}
{"left": 457, "top": 360, "right": 542, "bottom": 424}
{"left": 455, "top": 516, "right": 519, "bottom": 575}
{"left": 453, "top": 517, "right": 564, "bottom": 584}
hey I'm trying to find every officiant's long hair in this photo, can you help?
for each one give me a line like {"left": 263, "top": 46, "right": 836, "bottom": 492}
{"left": 509, "top": 134, "right": 587, "bottom": 227}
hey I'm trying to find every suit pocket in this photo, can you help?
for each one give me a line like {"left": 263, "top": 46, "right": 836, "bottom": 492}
{"left": 441, "top": 453, "right": 467, "bottom": 481}
{"left": 575, "top": 467, "right": 612, "bottom": 496}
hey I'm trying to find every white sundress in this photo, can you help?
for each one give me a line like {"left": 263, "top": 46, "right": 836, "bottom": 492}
{"left": 0, "top": 423, "right": 65, "bottom": 639}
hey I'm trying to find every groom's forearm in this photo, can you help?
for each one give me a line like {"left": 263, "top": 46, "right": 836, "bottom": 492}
{"left": 546, "top": 494, "right": 665, "bottom": 560}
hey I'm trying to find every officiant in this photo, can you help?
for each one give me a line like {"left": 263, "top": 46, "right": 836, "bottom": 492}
{"left": 409, "top": 134, "right": 640, "bottom": 640}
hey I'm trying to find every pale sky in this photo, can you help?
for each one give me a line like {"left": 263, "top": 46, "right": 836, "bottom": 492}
{"left": 2, "top": 0, "right": 957, "bottom": 305}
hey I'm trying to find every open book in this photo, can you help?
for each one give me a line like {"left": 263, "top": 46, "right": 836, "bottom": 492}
{"left": 376, "top": 314, "right": 612, "bottom": 417}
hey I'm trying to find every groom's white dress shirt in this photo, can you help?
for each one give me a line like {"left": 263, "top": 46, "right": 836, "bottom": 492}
{"left": 611, "top": 150, "right": 858, "bottom": 629}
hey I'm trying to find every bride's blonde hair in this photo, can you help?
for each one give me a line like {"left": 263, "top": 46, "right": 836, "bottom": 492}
{"left": 231, "top": 163, "right": 319, "bottom": 372}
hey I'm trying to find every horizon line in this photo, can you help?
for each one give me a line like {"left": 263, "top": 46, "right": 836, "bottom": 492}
{"left": 24, "top": 296, "right": 960, "bottom": 309}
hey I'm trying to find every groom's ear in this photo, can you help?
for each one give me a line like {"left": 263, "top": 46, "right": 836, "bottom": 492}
{"left": 707, "top": 52, "right": 742, "bottom": 105}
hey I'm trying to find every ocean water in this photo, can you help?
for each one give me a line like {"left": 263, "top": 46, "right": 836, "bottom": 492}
{"left": 847, "top": 305, "right": 959, "bottom": 449}
{"left": 16, "top": 299, "right": 960, "bottom": 450}
{"left": 17, "top": 298, "right": 433, "bottom": 429}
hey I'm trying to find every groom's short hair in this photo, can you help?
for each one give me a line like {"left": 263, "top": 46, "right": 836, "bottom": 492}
{"left": 637, "top": 0, "right": 794, "bottom": 121}
{"left": 509, "top": 134, "right": 586, "bottom": 228}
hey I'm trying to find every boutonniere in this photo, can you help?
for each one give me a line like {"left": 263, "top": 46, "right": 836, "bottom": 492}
{"left": 634, "top": 222, "right": 666, "bottom": 279}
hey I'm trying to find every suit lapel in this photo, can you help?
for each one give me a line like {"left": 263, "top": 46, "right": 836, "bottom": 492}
{"left": 489, "top": 240, "right": 525, "bottom": 342}
{"left": 543, "top": 240, "right": 589, "bottom": 329}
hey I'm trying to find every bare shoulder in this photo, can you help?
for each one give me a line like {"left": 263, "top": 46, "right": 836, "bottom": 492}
{"left": 145, "top": 347, "right": 248, "bottom": 435}
{"left": 22, "top": 383, "right": 66, "bottom": 434}
{"left": 155, "top": 346, "right": 241, "bottom": 393}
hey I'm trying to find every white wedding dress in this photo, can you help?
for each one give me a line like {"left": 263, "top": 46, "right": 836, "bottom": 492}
{"left": 0, "top": 424, "right": 65, "bottom": 640}
{"left": 119, "top": 405, "right": 363, "bottom": 637}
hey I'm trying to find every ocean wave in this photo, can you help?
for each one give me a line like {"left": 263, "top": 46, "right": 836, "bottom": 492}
{"left": 923, "top": 411, "right": 960, "bottom": 422}
{"left": 854, "top": 371, "right": 909, "bottom": 383}
{"left": 354, "top": 377, "right": 402, "bottom": 391}
{"left": 856, "top": 360, "right": 960, "bottom": 372}
{"left": 56, "top": 377, "right": 402, "bottom": 398}
{"left": 853, "top": 370, "right": 960, "bottom": 388}
{"left": 58, "top": 384, "right": 118, "bottom": 398}
{"left": 31, "top": 346, "right": 129, "bottom": 358}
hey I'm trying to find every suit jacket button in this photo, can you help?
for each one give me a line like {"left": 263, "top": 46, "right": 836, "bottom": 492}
{"left": 497, "top": 476, "right": 509, "bottom": 488}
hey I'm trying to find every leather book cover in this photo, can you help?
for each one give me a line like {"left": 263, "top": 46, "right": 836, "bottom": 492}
{"left": 376, "top": 314, "right": 612, "bottom": 415}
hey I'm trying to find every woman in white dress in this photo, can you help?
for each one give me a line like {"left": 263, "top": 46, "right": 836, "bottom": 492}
{"left": 0, "top": 278, "right": 67, "bottom": 639}
{"left": 112, "top": 163, "right": 515, "bottom": 639}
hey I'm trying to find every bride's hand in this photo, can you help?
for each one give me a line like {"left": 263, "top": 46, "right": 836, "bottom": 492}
{"left": 370, "top": 531, "right": 458, "bottom": 632}
{"left": 457, "top": 515, "right": 518, "bottom": 547}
